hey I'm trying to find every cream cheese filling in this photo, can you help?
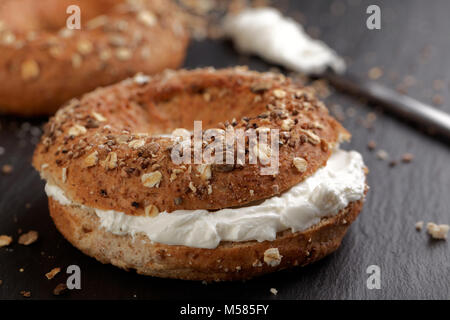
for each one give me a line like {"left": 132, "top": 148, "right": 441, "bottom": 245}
{"left": 44, "top": 149, "right": 366, "bottom": 249}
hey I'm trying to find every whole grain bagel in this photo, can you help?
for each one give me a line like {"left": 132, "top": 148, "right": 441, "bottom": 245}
{"left": 0, "top": 0, "right": 189, "bottom": 116}
{"left": 33, "top": 67, "right": 368, "bottom": 281}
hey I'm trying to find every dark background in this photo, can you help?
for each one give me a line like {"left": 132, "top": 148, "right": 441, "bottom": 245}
{"left": 0, "top": 0, "right": 449, "bottom": 300}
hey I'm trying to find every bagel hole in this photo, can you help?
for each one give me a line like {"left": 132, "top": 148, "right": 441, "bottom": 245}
{"left": 141, "top": 87, "right": 267, "bottom": 135}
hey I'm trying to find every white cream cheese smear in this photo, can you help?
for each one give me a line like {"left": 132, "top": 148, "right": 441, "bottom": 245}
{"left": 45, "top": 149, "right": 365, "bottom": 249}
{"left": 223, "top": 7, "right": 346, "bottom": 74}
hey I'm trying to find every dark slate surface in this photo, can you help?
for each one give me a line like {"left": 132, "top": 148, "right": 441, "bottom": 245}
{"left": 0, "top": 0, "right": 449, "bottom": 300}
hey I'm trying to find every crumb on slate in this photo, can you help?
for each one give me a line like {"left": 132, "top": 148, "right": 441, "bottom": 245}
{"left": 2, "top": 164, "right": 13, "bottom": 174}
{"left": 415, "top": 221, "right": 424, "bottom": 231}
{"left": 45, "top": 267, "right": 61, "bottom": 280}
{"left": 389, "top": 160, "right": 398, "bottom": 167}
{"left": 0, "top": 235, "right": 13, "bottom": 247}
{"left": 432, "top": 94, "right": 444, "bottom": 106}
{"left": 18, "top": 230, "right": 39, "bottom": 246}
{"left": 426, "top": 223, "right": 449, "bottom": 240}
{"left": 368, "top": 67, "right": 383, "bottom": 80}
{"left": 367, "top": 140, "right": 376, "bottom": 151}
{"left": 53, "top": 283, "right": 68, "bottom": 296}
{"left": 376, "top": 149, "right": 389, "bottom": 160}
{"left": 20, "top": 290, "right": 31, "bottom": 298}
{"left": 401, "top": 153, "right": 414, "bottom": 163}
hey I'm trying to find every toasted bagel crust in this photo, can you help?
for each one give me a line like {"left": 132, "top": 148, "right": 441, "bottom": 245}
{"left": 0, "top": 0, "right": 189, "bottom": 115}
{"left": 33, "top": 67, "right": 350, "bottom": 215}
{"left": 48, "top": 196, "right": 364, "bottom": 281}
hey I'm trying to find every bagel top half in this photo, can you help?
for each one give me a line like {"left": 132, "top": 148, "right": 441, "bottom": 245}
{"left": 33, "top": 67, "right": 351, "bottom": 217}
{"left": 0, "top": 0, "right": 189, "bottom": 115}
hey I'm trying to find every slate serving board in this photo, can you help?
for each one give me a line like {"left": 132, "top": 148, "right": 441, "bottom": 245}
{"left": 0, "top": 0, "right": 449, "bottom": 300}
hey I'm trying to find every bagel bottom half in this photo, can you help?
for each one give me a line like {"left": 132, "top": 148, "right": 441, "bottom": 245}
{"left": 48, "top": 196, "right": 365, "bottom": 281}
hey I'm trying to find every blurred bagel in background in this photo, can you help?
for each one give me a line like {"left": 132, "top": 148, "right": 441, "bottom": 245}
{"left": 0, "top": 0, "right": 189, "bottom": 116}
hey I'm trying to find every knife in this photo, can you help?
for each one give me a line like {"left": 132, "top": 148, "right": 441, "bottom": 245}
{"left": 318, "top": 70, "right": 450, "bottom": 140}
